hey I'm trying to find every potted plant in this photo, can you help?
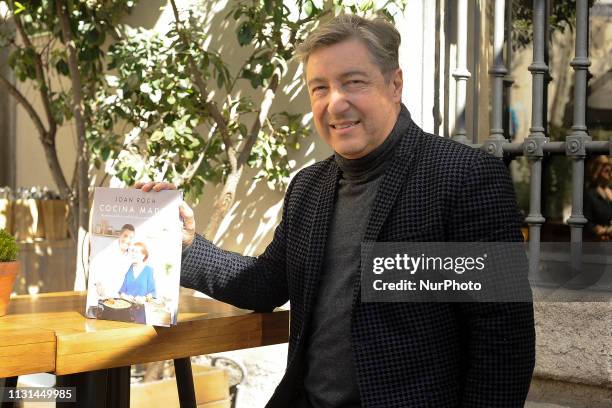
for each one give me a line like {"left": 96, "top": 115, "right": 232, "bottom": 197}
{"left": 0, "top": 228, "right": 19, "bottom": 316}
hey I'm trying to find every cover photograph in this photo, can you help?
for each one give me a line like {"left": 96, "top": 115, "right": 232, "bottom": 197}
{"left": 85, "top": 187, "right": 182, "bottom": 326}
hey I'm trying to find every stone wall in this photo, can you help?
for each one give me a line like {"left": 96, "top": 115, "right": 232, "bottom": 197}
{"left": 528, "top": 302, "right": 612, "bottom": 407}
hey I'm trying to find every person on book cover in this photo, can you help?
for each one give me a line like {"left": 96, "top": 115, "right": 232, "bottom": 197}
{"left": 119, "top": 241, "right": 157, "bottom": 324}
{"left": 93, "top": 223, "right": 135, "bottom": 299}
{"left": 136, "top": 14, "right": 535, "bottom": 408}
{"left": 119, "top": 241, "right": 157, "bottom": 299}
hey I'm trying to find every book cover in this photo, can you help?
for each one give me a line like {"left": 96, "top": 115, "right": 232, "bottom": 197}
{"left": 85, "top": 187, "right": 182, "bottom": 326}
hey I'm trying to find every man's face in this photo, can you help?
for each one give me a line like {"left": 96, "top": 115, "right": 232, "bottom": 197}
{"left": 118, "top": 230, "right": 134, "bottom": 252}
{"left": 306, "top": 39, "right": 403, "bottom": 159}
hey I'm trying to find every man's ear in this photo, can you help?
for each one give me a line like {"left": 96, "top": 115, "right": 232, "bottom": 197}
{"left": 391, "top": 68, "right": 403, "bottom": 102}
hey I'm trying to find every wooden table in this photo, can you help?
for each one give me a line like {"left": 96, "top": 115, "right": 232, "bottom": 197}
{"left": 0, "top": 321, "right": 55, "bottom": 377}
{"left": 0, "top": 291, "right": 289, "bottom": 407}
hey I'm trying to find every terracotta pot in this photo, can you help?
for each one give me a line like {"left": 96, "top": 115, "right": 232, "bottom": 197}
{"left": 0, "top": 261, "right": 19, "bottom": 316}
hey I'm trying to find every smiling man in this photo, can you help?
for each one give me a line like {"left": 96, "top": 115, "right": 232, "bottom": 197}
{"left": 139, "top": 14, "right": 535, "bottom": 408}
{"left": 306, "top": 37, "right": 402, "bottom": 159}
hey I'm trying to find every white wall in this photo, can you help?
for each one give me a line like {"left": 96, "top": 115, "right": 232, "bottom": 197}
{"left": 397, "top": 0, "right": 436, "bottom": 133}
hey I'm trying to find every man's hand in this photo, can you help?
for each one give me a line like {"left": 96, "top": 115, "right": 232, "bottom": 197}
{"left": 134, "top": 181, "right": 196, "bottom": 248}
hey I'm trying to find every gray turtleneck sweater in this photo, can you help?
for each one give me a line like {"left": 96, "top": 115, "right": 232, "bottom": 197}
{"left": 296, "top": 108, "right": 405, "bottom": 408}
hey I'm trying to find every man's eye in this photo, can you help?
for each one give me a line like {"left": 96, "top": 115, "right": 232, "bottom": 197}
{"left": 312, "top": 86, "right": 327, "bottom": 93}
{"left": 347, "top": 80, "right": 364, "bottom": 85}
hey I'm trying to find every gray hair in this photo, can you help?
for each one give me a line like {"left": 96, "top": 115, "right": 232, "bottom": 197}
{"left": 296, "top": 14, "right": 401, "bottom": 79}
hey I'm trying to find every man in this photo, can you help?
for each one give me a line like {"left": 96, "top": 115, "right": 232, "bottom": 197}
{"left": 91, "top": 224, "right": 135, "bottom": 299}
{"left": 138, "top": 14, "right": 535, "bottom": 407}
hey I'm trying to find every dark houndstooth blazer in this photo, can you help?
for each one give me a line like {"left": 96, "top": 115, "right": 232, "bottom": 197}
{"left": 181, "top": 111, "right": 536, "bottom": 408}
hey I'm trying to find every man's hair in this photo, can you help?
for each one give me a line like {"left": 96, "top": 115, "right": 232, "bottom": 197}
{"left": 120, "top": 224, "right": 135, "bottom": 234}
{"left": 296, "top": 14, "right": 401, "bottom": 79}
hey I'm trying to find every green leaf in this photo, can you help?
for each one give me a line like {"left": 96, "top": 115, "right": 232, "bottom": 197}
{"left": 237, "top": 22, "right": 254, "bottom": 46}
{"left": 101, "top": 146, "right": 111, "bottom": 161}
{"left": 86, "top": 29, "right": 103, "bottom": 46}
{"left": 150, "top": 130, "right": 163, "bottom": 142}
{"left": 0, "top": 229, "right": 18, "bottom": 262}
{"left": 163, "top": 127, "right": 176, "bottom": 141}
{"left": 55, "top": 59, "right": 69, "bottom": 76}
{"left": 13, "top": 1, "right": 25, "bottom": 15}
{"left": 261, "top": 64, "right": 274, "bottom": 79}
{"left": 304, "top": 0, "right": 315, "bottom": 17}
{"left": 250, "top": 76, "right": 262, "bottom": 88}
{"left": 79, "top": 47, "right": 99, "bottom": 62}
{"left": 239, "top": 123, "right": 248, "bottom": 138}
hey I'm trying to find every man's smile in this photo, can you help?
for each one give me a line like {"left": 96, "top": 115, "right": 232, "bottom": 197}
{"left": 330, "top": 120, "right": 361, "bottom": 130}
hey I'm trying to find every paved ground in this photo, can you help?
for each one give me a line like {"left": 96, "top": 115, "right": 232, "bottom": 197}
{"left": 15, "top": 364, "right": 582, "bottom": 408}
{"left": 203, "top": 348, "right": 575, "bottom": 408}
{"left": 201, "top": 343, "right": 288, "bottom": 408}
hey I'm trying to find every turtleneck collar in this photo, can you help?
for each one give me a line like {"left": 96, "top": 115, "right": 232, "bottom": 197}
{"left": 334, "top": 104, "right": 412, "bottom": 182}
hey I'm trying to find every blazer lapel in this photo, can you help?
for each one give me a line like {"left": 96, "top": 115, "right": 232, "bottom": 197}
{"left": 353, "top": 120, "right": 423, "bottom": 303}
{"left": 302, "top": 160, "right": 340, "bottom": 319}
{"left": 362, "top": 120, "right": 421, "bottom": 242}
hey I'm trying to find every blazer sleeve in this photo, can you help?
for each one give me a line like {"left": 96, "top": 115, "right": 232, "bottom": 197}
{"left": 179, "top": 175, "right": 298, "bottom": 312}
{"left": 447, "top": 154, "right": 536, "bottom": 407}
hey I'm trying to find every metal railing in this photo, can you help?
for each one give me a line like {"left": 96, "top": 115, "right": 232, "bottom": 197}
{"left": 452, "top": 0, "right": 611, "bottom": 275}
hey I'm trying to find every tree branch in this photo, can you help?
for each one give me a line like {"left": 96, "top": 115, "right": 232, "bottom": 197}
{"left": 0, "top": 73, "right": 71, "bottom": 197}
{"left": 238, "top": 71, "right": 279, "bottom": 166}
{"left": 232, "top": 7, "right": 316, "bottom": 167}
{"left": 0, "top": 74, "right": 47, "bottom": 137}
{"left": 12, "top": 8, "right": 57, "bottom": 138}
{"left": 168, "top": 0, "right": 234, "bottom": 163}
{"left": 288, "top": 9, "right": 330, "bottom": 49}
{"left": 227, "top": 58, "right": 250, "bottom": 94}
{"left": 57, "top": 0, "right": 89, "bottom": 230}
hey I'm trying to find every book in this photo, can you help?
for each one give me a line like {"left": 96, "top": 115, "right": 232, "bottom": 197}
{"left": 85, "top": 187, "right": 182, "bottom": 326}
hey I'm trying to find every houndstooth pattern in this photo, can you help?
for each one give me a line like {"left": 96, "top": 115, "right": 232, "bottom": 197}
{"left": 181, "top": 113, "right": 535, "bottom": 408}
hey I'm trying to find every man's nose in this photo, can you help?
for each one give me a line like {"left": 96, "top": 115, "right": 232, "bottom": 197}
{"left": 327, "top": 87, "right": 350, "bottom": 115}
